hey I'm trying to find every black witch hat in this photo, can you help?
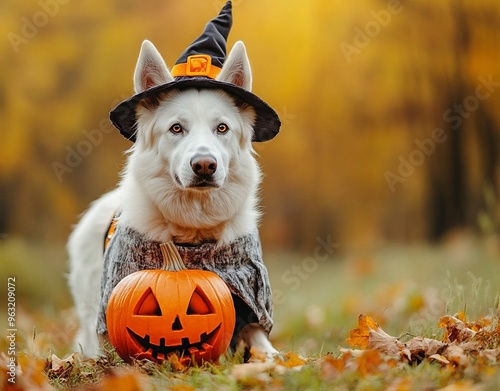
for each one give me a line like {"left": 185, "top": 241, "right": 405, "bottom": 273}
{"left": 110, "top": 1, "right": 280, "bottom": 143}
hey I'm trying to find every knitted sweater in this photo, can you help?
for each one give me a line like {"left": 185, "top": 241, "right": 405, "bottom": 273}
{"left": 96, "top": 224, "right": 273, "bottom": 337}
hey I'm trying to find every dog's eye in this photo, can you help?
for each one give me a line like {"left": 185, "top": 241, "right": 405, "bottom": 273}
{"left": 217, "top": 123, "right": 229, "bottom": 133}
{"left": 170, "top": 124, "right": 183, "bottom": 134}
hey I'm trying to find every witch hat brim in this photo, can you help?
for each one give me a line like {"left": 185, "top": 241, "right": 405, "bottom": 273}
{"left": 109, "top": 1, "right": 280, "bottom": 143}
{"left": 110, "top": 78, "right": 280, "bottom": 142}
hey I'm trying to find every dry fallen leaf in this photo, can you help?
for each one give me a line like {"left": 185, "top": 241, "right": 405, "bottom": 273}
{"left": 356, "top": 350, "right": 383, "bottom": 376}
{"left": 166, "top": 353, "right": 187, "bottom": 372}
{"left": 478, "top": 348, "right": 500, "bottom": 363}
{"left": 430, "top": 354, "right": 450, "bottom": 365}
{"left": 275, "top": 352, "right": 307, "bottom": 368}
{"left": 404, "top": 336, "right": 446, "bottom": 360}
{"left": 232, "top": 351, "right": 308, "bottom": 384}
{"left": 248, "top": 347, "right": 268, "bottom": 363}
{"left": 345, "top": 313, "right": 498, "bottom": 367}
{"left": 438, "top": 315, "right": 477, "bottom": 343}
{"left": 346, "top": 314, "right": 381, "bottom": 349}
{"left": 231, "top": 361, "right": 276, "bottom": 381}
{"left": 49, "top": 353, "right": 76, "bottom": 372}
{"left": 347, "top": 314, "right": 402, "bottom": 355}
{"left": 318, "top": 353, "right": 347, "bottom": 380}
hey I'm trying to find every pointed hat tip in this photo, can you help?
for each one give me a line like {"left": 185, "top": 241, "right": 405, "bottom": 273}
{"left": 220, "top": 1, "right": 232, "bottom": 16}
{"left": 174, "top": 0, "right": 233, "bottom": 69}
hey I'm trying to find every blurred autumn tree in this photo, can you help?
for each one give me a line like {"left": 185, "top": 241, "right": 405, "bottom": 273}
{"left": 1, "top": 0, "right": 499, "bottom": 253}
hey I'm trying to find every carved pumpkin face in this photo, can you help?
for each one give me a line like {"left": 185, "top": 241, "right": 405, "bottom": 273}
{"left": 106, "top": 267, "right": 236, "bottom": 365}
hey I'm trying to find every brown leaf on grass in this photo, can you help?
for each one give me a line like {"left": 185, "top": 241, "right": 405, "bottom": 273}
{"left": 347, "top": 314, "right": 380, "bottom": 349}
{"left": 336, "top": 348, "right": 401, "bottom": 378}
{"left": 405, "top": 336, "right": 447, "bottom": 358}
{"left": 316, "top": 348, "right": 398, "bottom": 380}
{"left": 167, "top": 353, "right": 187, "bottom": 372}
{"left": 466, "top": 316, "right": 499, "bottom": 350}
{"left": 478, "top": 348, "right": 500, "bottom": 363}
{"left": 231, "top": 361, "right": 276, "bottom": 382}
{"left": 430, "top": 354, "right": 450, "bottom": 365}
{"left": 49, "top": 353, "right": 76, "bottom": 372}
{"left": 248, "top": 347, "right": 267, "bottom": 363}
{"left": 345, "top": 313, "right": 500, "bottom": 372}
{"left": 275, "top": 352, "right": 307, "bottom": 368}
{"left": 318, "top": 353, "right": 348, "bottom": 380}
{"left": 368, "top": 330, "right": 402, "bottom": 356}
{"left": 347, "top": 314, "right": 401, "bottom": 355}
{"left": 441, "top": 344, "right": 469, "bottom": 367}
{"left": 347, "top": 315, "right": 448, "bottom": 361}
{"left": 356, "top": 350, "right": 383, "bottom": 376}
{"left": 232, "top": 351, "right": 307, "bottom": 384}
{"left": 469, "top": 315, "right": 493, "bottom": 331}
{"left": 45, "top": 352, "right": 80, "bottom": 384}
{"left": 438, "top": 315, "right": 477, "bottom": 343}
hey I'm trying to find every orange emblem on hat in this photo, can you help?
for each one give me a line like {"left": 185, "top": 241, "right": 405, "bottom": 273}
{"left": 187, "top": 55, "right": 209, "bottom": 74}
{"left": 171, "top": 55, "right": 221, "bottom": 79}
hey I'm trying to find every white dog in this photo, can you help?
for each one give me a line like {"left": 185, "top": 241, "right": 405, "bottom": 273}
{"left": 68, "top": 19, "right": 280, "bottom": 360}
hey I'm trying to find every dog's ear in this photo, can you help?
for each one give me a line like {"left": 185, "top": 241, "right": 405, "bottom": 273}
{"left": 216, "top": 41, "right": 252, "bottom": 91}
{"left": 134, "top": 40, "right": 173, "bottom": 94}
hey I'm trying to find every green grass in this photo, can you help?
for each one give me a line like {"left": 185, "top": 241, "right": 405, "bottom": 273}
{"left": 1, "top": 235, "right": 500, "bottom": 389}
{"left": 268, "top": 237, "right": 500, "bottom": 354}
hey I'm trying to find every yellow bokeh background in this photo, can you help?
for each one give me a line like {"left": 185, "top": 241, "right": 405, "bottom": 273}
{"left": 1, "top": 0, "right": 499, "bottom": 255}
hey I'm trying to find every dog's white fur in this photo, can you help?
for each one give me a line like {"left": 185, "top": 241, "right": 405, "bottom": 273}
{"left": 68, "top": 40, "right": 278, "bottom": 359}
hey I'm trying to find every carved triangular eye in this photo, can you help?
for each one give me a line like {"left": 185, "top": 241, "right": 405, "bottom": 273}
{"left": 187, "top": 287, "right": 214, "bottom": 315}
{"left": 135, "top": 288, "right": 162, "bottom": 316}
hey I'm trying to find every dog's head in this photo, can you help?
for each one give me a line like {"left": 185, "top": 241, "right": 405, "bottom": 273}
{"left": 122, "top": 41, "right": 263, "bottom": 240}
{"left": 130, "top": 40, "right": 257, "bottom": 192}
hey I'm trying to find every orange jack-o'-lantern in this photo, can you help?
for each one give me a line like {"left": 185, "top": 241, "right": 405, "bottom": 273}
{"left": 106, "top": 242, "right": 235, "bottom": 365}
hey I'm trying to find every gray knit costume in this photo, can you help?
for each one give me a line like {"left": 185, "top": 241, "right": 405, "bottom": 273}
{"left": 96, "top": 223, "right": 273, "bottom": 339}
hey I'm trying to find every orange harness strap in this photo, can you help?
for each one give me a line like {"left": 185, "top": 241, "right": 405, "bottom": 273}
{"left": 103, "top": 216, "right": 119, "bottom": 253}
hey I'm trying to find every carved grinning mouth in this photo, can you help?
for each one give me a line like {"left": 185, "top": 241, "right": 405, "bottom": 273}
{"left": 126, "top": 323, "right": 221, "bottom": 362}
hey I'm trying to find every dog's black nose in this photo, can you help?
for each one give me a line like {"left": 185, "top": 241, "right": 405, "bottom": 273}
{"left": 191, "top": 154, "right": 217, "bottom": 176}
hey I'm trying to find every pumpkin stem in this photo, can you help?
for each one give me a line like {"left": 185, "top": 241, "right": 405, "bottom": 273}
{"left": 159, "top": 242, "right": 187, "bottom": 271}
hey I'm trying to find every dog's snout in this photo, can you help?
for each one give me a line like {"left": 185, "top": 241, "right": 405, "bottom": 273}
{"left": 190, "top": 154, "right": 217, "bottom": 176}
